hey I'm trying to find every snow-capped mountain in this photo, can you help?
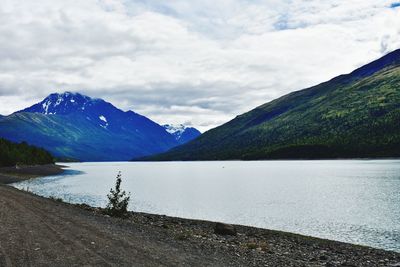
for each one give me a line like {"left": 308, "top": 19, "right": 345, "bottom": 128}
{"left": 18, "top": 92, "right": 138, "bottom": 131}
{"left": 20, "top": 92, "right": 92, "bottom": 115}
{"left": 163, "top": 124, "right": 201, "bottom": 144}
{"left": 0, "top": 92, "right": 182, "bottom": 161}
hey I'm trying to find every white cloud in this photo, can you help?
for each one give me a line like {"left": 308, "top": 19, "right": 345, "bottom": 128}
{"left": 0, "top": 0, "right": 399, "bottom": 131}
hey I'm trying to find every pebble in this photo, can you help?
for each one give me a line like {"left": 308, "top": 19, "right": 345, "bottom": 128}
{"left": 320, "top": 255, "right": 328, "bottom": 261}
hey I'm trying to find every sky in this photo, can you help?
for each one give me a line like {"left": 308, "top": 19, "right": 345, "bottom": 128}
{"left": 0, "top": 1, "right": 399, "bottom": 132}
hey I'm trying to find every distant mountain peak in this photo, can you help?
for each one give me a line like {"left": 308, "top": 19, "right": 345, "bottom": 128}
{"left": 163, "top": 124, "right": 201, "bottom": 144}
{"left": 163, "top": 124, "right": 187, "bottom": 135}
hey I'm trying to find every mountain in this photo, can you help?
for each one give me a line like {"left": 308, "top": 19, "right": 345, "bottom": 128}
{"left": 163, "top": 124, "right": 201, "bottom": 144}
{"left": 0, "top": 92, "right": 184, "bottom": 161}
{"left": 145, "top": 49, "right": 400, "bottom": 160}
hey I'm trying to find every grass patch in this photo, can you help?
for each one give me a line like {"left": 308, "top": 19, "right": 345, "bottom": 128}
{"left": 175, "top": 232, "right": 190, "bottom": 241}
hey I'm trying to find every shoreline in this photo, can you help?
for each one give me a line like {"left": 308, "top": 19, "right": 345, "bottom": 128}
{"left": 0, "top": 164, "right": 66, "bottom": 184}
{"left": 134, "top": 157, "right": 400, "bottom": 162}
{"left": 1, "top": 166, "right": 400, "bottom": 266}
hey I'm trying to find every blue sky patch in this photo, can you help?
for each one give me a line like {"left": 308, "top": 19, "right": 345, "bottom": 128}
{"left": 390, "top": 2, "right": 400, "bottom": 8}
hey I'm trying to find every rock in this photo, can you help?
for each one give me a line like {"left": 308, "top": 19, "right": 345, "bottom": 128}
{"left": 390, "top": 263, "right": 400, "bottom": 267}
{"left": 340, "top": 262, "right": 356, "bottom": 267}
{"left": 320, "top": 255, "right": 328, "bottom": 261}
{"left": 214, "top": 223, "right": 237, "bottom": 236}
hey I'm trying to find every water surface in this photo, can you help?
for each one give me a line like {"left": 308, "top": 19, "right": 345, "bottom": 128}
{"left": 13, "top": 160, "right": 400, "bottom": 252}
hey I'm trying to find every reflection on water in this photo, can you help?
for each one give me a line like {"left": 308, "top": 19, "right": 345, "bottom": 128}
{"left": 13, "top": 160, "right": 400, "bottom": 252}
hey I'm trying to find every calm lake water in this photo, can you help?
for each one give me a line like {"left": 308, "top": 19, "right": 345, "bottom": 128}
{"left": 13, "top": 160, "right": 400, "bottom": 252}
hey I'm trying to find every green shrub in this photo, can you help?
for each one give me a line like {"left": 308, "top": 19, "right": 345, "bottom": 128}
{"left": 246, "top": 242, "right": 258, "bottom": 250}
{"left": 105, "top": 171, "right": 130, "bottom": 218}
{"left": 49, "top": 196, "right": 64, "bottom": 203}
{"left": 175, "top": 232, "right": 190, "bottom": 241}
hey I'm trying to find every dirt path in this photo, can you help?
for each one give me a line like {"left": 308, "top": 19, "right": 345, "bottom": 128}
{"left": 0, "top": 185, "right": 244, "bottom": 266}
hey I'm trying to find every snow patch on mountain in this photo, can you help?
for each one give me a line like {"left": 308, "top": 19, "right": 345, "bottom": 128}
{"left": 99, "top": 115, "right": 109, "bottom": 129}
{"left": 42, "top": 101, "right": 50, "bottom": 114}
{"left": 99, "top": 115, "right": 107, "bottom": 123}
{"left": 163, "top": 124, "right": 186, "bottom": 137}
{"left": 163, "top": 124, "right": 201, "bottom": 144}
{"left": 55, "top": 97, "right": 63, "bottom": 106}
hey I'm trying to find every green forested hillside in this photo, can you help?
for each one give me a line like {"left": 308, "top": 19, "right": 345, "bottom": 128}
{"left": 0, "top": 138, "right": 54, "bottom": 167}
{"left": 145, "top": 49, "right": 400, "bottom": 160}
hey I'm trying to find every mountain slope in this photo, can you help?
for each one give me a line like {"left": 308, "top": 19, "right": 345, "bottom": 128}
{"left": 146, "top": 49, "right": 400, "bottom": 160}
{"left": 0, "top": 92, "right": 180, "bottom": 161}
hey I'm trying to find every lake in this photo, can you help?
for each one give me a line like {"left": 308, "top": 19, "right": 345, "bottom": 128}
{"left": 12, "top": 160, "right": 400, "bottom": 252}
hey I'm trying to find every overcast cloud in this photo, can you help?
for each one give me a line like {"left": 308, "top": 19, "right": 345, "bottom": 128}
{"left": 0, "top": 0, "right": 399, "bottom": 131}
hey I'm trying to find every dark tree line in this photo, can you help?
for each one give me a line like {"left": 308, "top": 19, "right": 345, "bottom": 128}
{"left": 0, "top": 138, "right": 54, "bottom": 167}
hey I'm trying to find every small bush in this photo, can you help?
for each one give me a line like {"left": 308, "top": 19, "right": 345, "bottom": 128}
{"left": 175, "top": 232, "right": 190, "bottom": 241}
{"left": 49, "top": 196, "right": 64, "bottom": 203}
{"left": 245, "top": 241, "right": 268, "bottom": 251}
{"left": 105, "top": 171, "right": 130, "bottom": 217}
{"left": 246, "top": 242, "right": 258, "bottom": 250}
{"left": 259, "top": 241, "right": 268, "bottom": 251}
